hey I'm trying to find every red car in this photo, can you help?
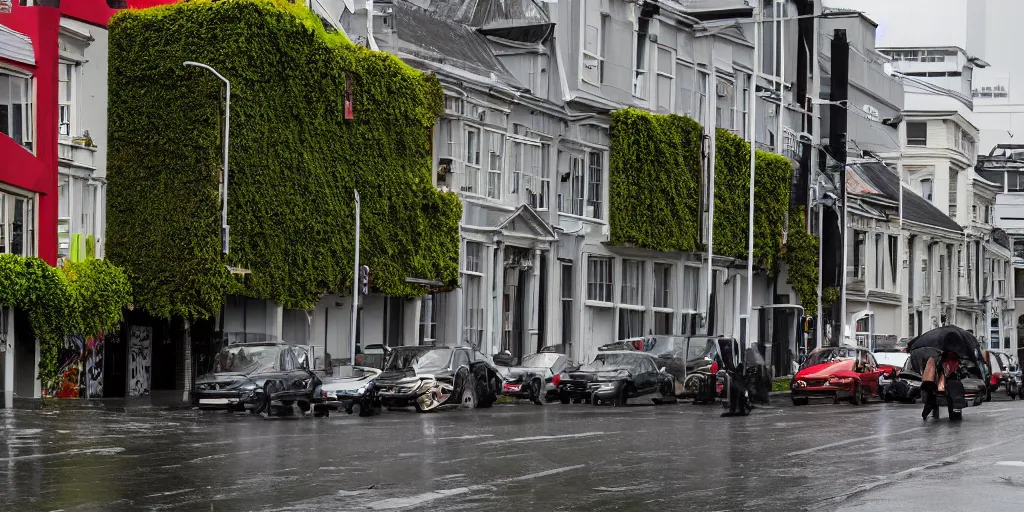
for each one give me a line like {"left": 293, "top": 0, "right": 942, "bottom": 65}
{"left": 791, "top": 346, "right": 882, "bottom": 406}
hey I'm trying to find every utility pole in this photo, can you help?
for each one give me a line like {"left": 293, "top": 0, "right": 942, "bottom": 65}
{"left": 744, "top": 4, "right": 761, "bottom": 353}
{"left": 828, "top": 29, "right": 849, "bottom": 346}
{"left": 350, "top": 190, "right": 360, "bottom": 365}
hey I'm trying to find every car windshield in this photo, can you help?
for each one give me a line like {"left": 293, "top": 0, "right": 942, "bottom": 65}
{"left": 686, "top": 339, "right": 718, "bottom": 362}
{"left": 581, "top": 354, "right": 643, "bottom": 373}
{"left": 384, "top": 348, "right": 453, "bottom": 372}
{"left": 214, "top": 345, "right": 282, "bottom": 374}
{"left": 801, "top": 348, "right": 858, "bottom": 369}
{"left": 521, "top": 353, "right": 562, "bottom": 369}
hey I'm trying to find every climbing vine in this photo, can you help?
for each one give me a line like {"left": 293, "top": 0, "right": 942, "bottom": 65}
{"left": 106, "top": 0, "right": 459, "bottom": 320}
{"left": 608, "top": 109, "right": 791, "bottom": 269}
{"left": 0, "top": 255, "right": 132, "bottom": 385}
{"left": 609, "top": 108, "right": 702, "bottom": 252}
{"left": 782, "top": 207, "right": 820, "bottom": 316}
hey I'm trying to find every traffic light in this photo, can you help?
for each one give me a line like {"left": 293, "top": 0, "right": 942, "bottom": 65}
{"left": 802, "top": 316, "right": 815, "bottom": 333}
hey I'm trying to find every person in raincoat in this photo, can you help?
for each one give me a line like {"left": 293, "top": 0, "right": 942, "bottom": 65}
{"left": 921, "top": 356, "right": 939, "bottom": 420}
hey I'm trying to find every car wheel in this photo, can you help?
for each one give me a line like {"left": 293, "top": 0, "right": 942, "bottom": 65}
{"left": 559, "top": 391, "right": 571, "bottom": 404}
{"left": 297, "top": 401, "right": 311, "bottom": 414}
{"left": 850, "top": 385, "right": 862, "bottom": 405}
{"left": 613, "top": 386, "right": 628, "bottom": 407}
{"left": 460, "top": 376, "right": 478, "bottom": 409}
{"left": 530, "top": 379, "right": 543, "bottom": 405}
{"left": 791, "top": 397, "right": 808, "bottom": 406}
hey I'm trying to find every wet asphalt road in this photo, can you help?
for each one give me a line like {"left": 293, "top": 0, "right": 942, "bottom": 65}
{"left": 2, "top": 396, "right": 1024, "bottom": 512}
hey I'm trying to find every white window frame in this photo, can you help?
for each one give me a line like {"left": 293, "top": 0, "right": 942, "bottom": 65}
{"left": 696, "top": 69, "right": 710, "bottom": 126}
{"left": 676, "top": 60, "right": 696, "bottom": 119}
{"left": 58, "top": 61, "right": 76, "bottom": 137}
{"left": 716, "top": 76, "right": 735, "bottom": 132}
{"left": 0, "top": 189, "right": 33, "bottom": 257}
{"left": 586, "top": 255, "right": 614, "bottom": 305}
{"left": 655, "top": 45, "right": 674, "bottom": 114}
{"left": 1, "top": 68, "right": 34, "bottom": 150}
{"left": 569, "top": 153, "right": 585, "bottom": 216}
{"left": 537, "top": 143, "right": 550, "bottom": 211}
{"left": 486, "top": 130, "right": 505, "bottom": 200}
{"left": 653, "top": 262, "right": 673, "bottom": 335}
{"left": 620, "top": 259, "right": 645, "bottom": 306}
{"left": 586, "top": 150, "right": 604, "bottom": 220}
{"left": 920, "top": 178, "right": 933, "bottom": 202}
{"left": 464, "top": 124, "right": 482, "bottom": 195}
{"left": 462, "top": 241, "right": 485, "bottom": 347}
{"left": 581, "top": 2, "right": 605, "bottom": 86}
{"left": 419, "top": 293, "right": 438, "bottom": 344}
{"left": 632, "top": 15, "right": 651, "bottom": 100}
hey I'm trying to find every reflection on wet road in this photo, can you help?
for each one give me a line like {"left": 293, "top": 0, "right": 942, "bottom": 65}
{"left": 2, "top": 399, "right": 1024, "bottom": 511}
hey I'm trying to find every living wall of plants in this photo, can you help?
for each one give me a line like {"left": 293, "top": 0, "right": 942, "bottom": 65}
{"left": 608, "top": 109, "right": 702, "bottom": 252}
{"left": 609, "top": 109, "right": 792, "bottom": 269}
{"left": 782, "top": 207, "right": 820, "bottom": 316}
{"left": 0, "top": 255, "right": 132, "bottom": 384}
{"left": 106, "top": 0, "right": 460, "bottom": 320}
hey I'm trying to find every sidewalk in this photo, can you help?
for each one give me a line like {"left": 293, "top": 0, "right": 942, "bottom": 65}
{"left": 7, "top": 390, "right": 193, "bottom": 412}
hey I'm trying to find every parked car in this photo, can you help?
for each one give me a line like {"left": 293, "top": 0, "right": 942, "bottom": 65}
{"left": 985, "top": 350, "right": 1023, "bottom": 399}
{"left": 495, "top": 349, "right": 573, "bottom": 404}
{"left": 873, "top": 351, "right": 909, "bottom": 398}
{"left": 192, "top": 342, "right": 321, "bottom": 416}
{"left": 790, "top": 346, "right": 881, "bottom": 406}
{"left": 373, "top": 345, "right": 501, "bottom": 412}
{"left": 316, "top": 366, "right": 382, "bottom": 417}
{"left": 557, "top": 351, "right": 677, "bottom": 406}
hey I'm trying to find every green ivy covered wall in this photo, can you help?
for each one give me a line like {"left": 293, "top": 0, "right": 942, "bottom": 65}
{"left": 106, "top": 0, "right": 461, "bottom": 320}
{"left": 609, "top": 109, "right": 793, "bottom": 265}
{"left": 608, "top": 108, "right": 817, "bottom": 307}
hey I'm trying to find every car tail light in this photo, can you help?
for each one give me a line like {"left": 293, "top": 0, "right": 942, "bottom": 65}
{"left": 710, "top": 362, "right": 719, "bottom": 374}
{"left": 552, "top": 374, "right": 561, "bottom": 388}
{"left": 991, "top": 375, "right": 1000, "bottom": 385}
{"left": 716, "top": 382, "right": 724, "bottom": 393}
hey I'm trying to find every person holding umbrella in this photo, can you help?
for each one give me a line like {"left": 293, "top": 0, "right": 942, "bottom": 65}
{"left": 921, "top": 356, "right": 939, "bottom": 420}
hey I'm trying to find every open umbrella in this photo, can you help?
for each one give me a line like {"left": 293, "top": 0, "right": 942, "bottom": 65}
{"left": 906, "top": 326, "right": 981, "bottom": 364}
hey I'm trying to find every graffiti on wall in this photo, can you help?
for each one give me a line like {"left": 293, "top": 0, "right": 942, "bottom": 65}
{"left": 47, "top": 334, "right": 107, "bottom": 399}
{"left": 129, "top": 326, "right": 152, "bottom": 397}
{"left": 86, "top": 336, "right": 104, "bottom": 398}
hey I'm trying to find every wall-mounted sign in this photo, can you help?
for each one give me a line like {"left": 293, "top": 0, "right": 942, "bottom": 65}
{"left": 0, "top": 0, "right": 12, "bottom": 14}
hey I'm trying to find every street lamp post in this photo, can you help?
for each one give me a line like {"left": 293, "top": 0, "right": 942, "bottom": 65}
{"left": 183, "top": 61, "right": 231, "bottom": 255}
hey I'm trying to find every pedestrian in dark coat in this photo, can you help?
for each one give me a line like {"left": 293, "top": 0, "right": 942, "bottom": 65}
{"left": 921, "top": 356, "right": 939, "bottom": 420}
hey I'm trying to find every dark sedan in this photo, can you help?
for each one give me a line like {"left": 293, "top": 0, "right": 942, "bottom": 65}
{"left": 192, "top": 343, "right": 321, "bottom": 416}
{"left": 373, "top": 346, "right": 501, "bottom": 412}
{"left": 557, "top": 351, "right": 676, "bottom": 406}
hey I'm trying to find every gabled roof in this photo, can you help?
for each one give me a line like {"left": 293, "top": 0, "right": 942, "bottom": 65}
{"left": 413, "top": 0, "right": 553, "bottom": 43}
{"left": 495, "top": 204, "right": 557, "bottom": 241}
{"left": 392, "top": 2, "right": 523, "bottom": 89}
{"left": 849, "top": 162, "right": 963, "bottom": 233}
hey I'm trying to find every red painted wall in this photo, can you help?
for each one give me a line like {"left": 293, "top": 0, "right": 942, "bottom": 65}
{"left": 0, "top": 0, "right": 179, "bottom": 265}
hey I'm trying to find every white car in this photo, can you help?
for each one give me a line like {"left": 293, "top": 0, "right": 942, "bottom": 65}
{"left": 316, "top": 366, "right": 382, "bottom": 416}
{"left": 873, "top": 351, "right": 910, "bottom": 396}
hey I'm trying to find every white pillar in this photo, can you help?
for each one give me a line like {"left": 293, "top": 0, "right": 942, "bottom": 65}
{"left": 267, "top": 302, "right": 283, "bottom": 341}
{"left": 546, "top": 249, "right": 559, "bottom": 348}
{"left": 527, "top": 249, "right": 542, "bottom": 352}
{"left": 404, "top": 298, "right": 421, "bottom": 346}
{"left": 493, "top": 244, "right": 505, "bottom": 355}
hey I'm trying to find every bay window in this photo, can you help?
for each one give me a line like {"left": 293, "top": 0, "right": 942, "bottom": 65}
{"left": 0, "top": 190, "right": 33, "bottom": 256}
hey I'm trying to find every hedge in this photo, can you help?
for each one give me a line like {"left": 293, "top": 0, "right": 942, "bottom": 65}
{"left": 608, "top": 109, "right": 792, "bottom": 269}
{"left": 0, "top": 255, "right": 132, "bottom": 385}
{"left": 106, "top": 0, "right": 460, "bottom": 320}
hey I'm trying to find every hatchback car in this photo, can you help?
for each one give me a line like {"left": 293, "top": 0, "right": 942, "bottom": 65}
{"left": 790, "top": 346, "right": 881, "bottom": 406}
